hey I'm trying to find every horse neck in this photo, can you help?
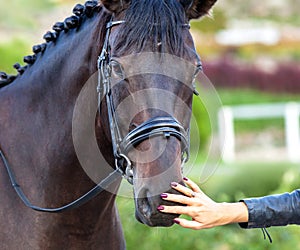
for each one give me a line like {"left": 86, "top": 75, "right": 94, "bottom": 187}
{"left": 0, "top": 8, "right": 126, "bottom": 247}
{"left": 0, "top": 9, "right": 115, "bottom": 202}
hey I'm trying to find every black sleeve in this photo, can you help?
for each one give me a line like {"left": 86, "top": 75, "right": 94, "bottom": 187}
{"left": 239, "top": 189, "right": 300, "bottom": 228}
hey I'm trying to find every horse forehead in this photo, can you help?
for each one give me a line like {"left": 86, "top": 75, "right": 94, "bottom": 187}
{"left": 115, "top": 53, "right": 197, "bottom": 81}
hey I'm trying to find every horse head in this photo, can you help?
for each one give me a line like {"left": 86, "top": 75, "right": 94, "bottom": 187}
{"left": 99, "top": 0, "right": 217, "bottom": 227}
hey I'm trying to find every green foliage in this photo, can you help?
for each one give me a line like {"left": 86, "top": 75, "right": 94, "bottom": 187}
{"left": 190, "top": 9, "right": 227, "bottom": 33}
{"left": 0, "top": 0, "right": 55, "bottom": 30}
{"left": 272, "top": 167, "right": 300, "bottom": 194}
{"left": 0, "top": 39, "right": 30, "bottom": 74}
{"left": 0, "top": 0, "right": 58, "bottom": 74}
{"left": 201, "top": 163, "right": 293, "bottom": 202}
{"left": 217, "top": 88, "right": 300, "bottom": 106}
{"left": 191, "top": 93, "right": 211, "bottom": 152}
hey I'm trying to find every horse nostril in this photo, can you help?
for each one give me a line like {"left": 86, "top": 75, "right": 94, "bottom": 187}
{"left": 141, "top": 198, "right": 151, "bottom": 217}
{"left": 138, "top": 190, "right": 153, "bottom": 218}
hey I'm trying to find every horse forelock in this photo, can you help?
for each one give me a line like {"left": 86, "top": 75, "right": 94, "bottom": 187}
{"left": 114, "top": 0, "right": 187, "bottom": 56}
{"left": 0, "top": 1, "right": 108, "bottom": 88}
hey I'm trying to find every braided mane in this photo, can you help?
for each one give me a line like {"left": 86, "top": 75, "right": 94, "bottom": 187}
{"left": 0, "top": 1, "right": 103, "bottom": 88}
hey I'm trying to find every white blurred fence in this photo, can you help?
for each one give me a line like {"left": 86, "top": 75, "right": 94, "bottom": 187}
{"left": 218, "top": 102, "right": 300, "bottom": 163}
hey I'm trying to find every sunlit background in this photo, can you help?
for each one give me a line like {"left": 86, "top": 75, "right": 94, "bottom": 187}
{"left": 0, "top": 0, "right": 299, "bottom": 249}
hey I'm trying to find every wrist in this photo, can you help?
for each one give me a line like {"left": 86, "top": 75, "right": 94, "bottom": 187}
{"left": 220, "top": 202, "right": 249, "bottom": 225}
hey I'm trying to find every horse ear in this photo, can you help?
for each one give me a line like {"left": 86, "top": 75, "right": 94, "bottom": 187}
{"left": 101, "top": 0, "right": 130, "bottom": 13}
{"left": 181, "top": 0, "right": 218, "bottom": 19}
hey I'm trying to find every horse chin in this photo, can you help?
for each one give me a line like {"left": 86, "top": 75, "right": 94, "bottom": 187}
{"left": 134, "top": 193, "right": 181, "bottom": 227}
{"left": 135, "top": 209, "right": 177, "bottom": 227}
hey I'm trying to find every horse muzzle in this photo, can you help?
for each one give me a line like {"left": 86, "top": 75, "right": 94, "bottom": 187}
{"left": 134, "top": 183, "right": 184, "bottom": 227}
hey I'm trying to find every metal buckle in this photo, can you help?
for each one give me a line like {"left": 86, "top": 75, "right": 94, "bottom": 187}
{"left": 115, "top": 153, "right": 133, "bottom": 185}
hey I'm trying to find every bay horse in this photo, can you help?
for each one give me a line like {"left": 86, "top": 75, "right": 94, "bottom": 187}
{"left": 0, "top": 0, "right": 217, "bottom": 249}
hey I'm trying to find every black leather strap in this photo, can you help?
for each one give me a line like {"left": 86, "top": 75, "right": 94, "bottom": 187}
{"left": 0, "top": 150, "right": 121, "bottom": 213}
{"left": 120, "top": 117, "right": 189, "bottom": 160}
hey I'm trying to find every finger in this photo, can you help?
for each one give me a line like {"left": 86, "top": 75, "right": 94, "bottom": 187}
{"left": 160, "top": 193, "right": 196, "bottom": 205}
{"left": 171, "top": 182, "right": 196, "bottom": 197}
{"left": 183, "top": 177, "right": 202, "bottom": 193}
{"left": 158, "top": 205, "right": 194, "bottom": 216}
{"left": 174, "top": 218, "right": 205, "bottom": 230}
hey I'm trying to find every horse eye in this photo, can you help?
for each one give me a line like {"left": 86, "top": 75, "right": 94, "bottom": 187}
{"left": 110, "top": 60, "right": 125, "bottom": 80}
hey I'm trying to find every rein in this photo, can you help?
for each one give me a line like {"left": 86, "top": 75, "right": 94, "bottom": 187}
{"left": 0, "top": 150, "right": 121, "bottom": 213}
{"left": 1, "top": 19, "right": 192, "bottom": 213}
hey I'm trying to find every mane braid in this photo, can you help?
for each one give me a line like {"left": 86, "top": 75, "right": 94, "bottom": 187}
{"left": 0, "top": 1, "right": 102, "bottom": 88}
{"left": 115, "top": 0, "right": 187, "bottom": 56}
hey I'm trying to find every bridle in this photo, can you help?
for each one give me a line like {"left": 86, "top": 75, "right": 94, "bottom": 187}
{"left": 97, "top": 19, "right": 190, "bottom": 185}
{"left": 0, "top": 19, "right": 194, "bottom": 213}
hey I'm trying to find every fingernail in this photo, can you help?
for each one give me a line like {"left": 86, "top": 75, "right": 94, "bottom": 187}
{"left": 157, "top": 205, "right": 164, "bottom": 211}
{"left": 160, "top": 193, "right": 168, "bottom": 199}
{"left": 174, "top": 219, "right": 180, "bottom": 224}
{"left": 183, "top": 177, "right": 188, "bottom": 181}
{"left": 171, "top": 182, "right": 178, "bottom": 187}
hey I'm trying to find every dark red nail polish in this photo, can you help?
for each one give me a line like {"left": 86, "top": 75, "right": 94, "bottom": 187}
{"left": 161, "top": 193, "right": 168, "bottom": 198}
{"left": 171, "top": 182, "right": 178, "bottom": 187}
{"left": 174, "top": 219, "right": 180, "bottom": 224}
{"left": 157, "top": 205, "right": 164, "bottom": 211}
{"left": 183, "top": 177, "right": 188, "bottom": 181}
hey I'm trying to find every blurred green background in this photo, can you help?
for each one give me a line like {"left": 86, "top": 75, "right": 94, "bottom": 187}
{"left": 0, "top": 0, "right": 300, "bottom": 249}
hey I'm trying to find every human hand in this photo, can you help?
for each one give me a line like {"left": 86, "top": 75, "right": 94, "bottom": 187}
{"left": 157, "top": 177, "right": 248, "bottom": 229}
